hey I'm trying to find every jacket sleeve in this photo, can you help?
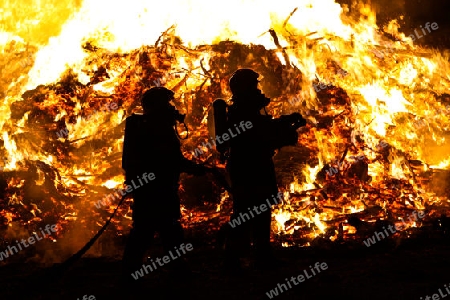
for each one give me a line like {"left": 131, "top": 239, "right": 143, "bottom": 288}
{"left": 269, "top": 117, "right": 299, "bottom": 149}
{"left": 239, "top": 115, "right": 299, "bottom": 152}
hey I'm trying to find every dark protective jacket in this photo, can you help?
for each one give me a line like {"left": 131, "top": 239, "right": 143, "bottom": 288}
{"left": 122, "top": 114, "right": 199, "bottom": 218}
{"left": 226, "top": 100, "right": 299, "bottom": 208}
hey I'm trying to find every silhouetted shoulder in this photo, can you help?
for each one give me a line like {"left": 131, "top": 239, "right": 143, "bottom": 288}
{"left": 125, "top": 113, "right": 144, "bottom": 124}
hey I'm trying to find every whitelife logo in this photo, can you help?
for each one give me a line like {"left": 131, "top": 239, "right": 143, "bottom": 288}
{"left": 289, "top": 68, "right": 347, "bottom": 106}
{"left": 325, "top": 141, "right": 388, "bottom": 177}
{"left": 20, "top": 53, "right": 33, "bottom": 68}
{"left": 325, "top": 155, "right": 365, "bottom": 177}
{"left": 363, "top": 210, "right": 426, "bottom": 247}
{"left": 192, "top": 121, "right": 253, "bottom": 157}
{"left": 56, "top": 102, "right": 119, "bottom": 139}
{"left": 130, "top": 243, "right": 193, "bottom": 280}
{"left": 94, "top": 172, "right": 155, "bottom": 208}
{"left": 228, "top": 192, "right": 284, "bottom": 228}
{"left": 0, "top": 158, "right": 9, "bottom": 171}
{"left": 151, "top": 73, "right": 177, "bottom": 87}
{"left": 413, "top": 105, "right": 450, "bottom": 130}
{"left": 407, "top": 22, "right": 439, "bottom": 42}
{"left": 371, "top": 22, "right": 439, "bottom": 59}
{"left": 153, "top": 77, "right": 165, "bottom": 87}
{"left": 77, "top": 295, "right": 95, "bottom": 300}
{"left": 421, "top": 283, "right": 450, "bottom": 300}
{"left": 0, "top": 224, "right": 57, "bottom": 261}
{"left": 265, "top": 262, "right": 328, "bottom": 298}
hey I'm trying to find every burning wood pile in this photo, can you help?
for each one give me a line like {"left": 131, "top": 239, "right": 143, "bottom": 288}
{"left": 1, "top": 0, "right": 450, "bottom": 263}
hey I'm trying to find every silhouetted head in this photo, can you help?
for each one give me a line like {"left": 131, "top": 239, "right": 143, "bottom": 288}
{"left": 140, "top": 87, "right": 185, "bottom": 123}
{"left": 229, "top": 68, "right": 270, "bottom": 112}
{"left": 229, "top": 68, "right": 259, "bottom": 95}
{"left": 141, "top": 87, "right": 174, "bottom": 114}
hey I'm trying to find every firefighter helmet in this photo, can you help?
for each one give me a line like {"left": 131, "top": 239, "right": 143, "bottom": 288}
{"left": 141, "top": 87, "right": 174, "bottom": 111}
{"left": 229, "top": 68, "right": 260, "bottom": 95}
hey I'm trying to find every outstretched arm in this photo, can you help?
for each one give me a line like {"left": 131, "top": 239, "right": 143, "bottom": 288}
{"left": 269, "top": 113, "right": 306, "bottom": 149}
{"left": 236, "top": 113, "right": 304, "bottom": 152}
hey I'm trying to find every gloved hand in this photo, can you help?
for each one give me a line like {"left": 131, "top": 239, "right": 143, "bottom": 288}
{"left": 287, "top": 112, "right": 307, "bottom": 128}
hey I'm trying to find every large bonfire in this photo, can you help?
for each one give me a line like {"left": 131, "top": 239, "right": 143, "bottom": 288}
{"left": 1, "top": 0, "right": 450, "bottom": 261}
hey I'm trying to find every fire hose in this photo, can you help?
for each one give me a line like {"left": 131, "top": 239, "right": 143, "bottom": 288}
{"left": 47, "top": 192, "right": 130, "bottom": 279}
{"left": 48, "top": 166, "right": 230, "bottom": 278}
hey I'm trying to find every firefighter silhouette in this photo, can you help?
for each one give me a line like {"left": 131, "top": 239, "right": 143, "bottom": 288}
{"left": 215, "top": 69, "right": 307, "bottom": 270}
{"left": 121, "top": 87, "right": 206, "bottom": 281}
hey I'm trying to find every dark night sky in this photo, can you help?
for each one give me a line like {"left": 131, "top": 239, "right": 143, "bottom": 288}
{"left": 338, "top": 0, "right": 450, "bottom": 25}
{"left": 336, "top": 0, "right": 450, "bottom": 47}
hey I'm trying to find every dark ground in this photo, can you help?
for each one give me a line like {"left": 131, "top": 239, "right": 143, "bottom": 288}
{"left": 2, "top": 234, "right": 450, "bottom": 300}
